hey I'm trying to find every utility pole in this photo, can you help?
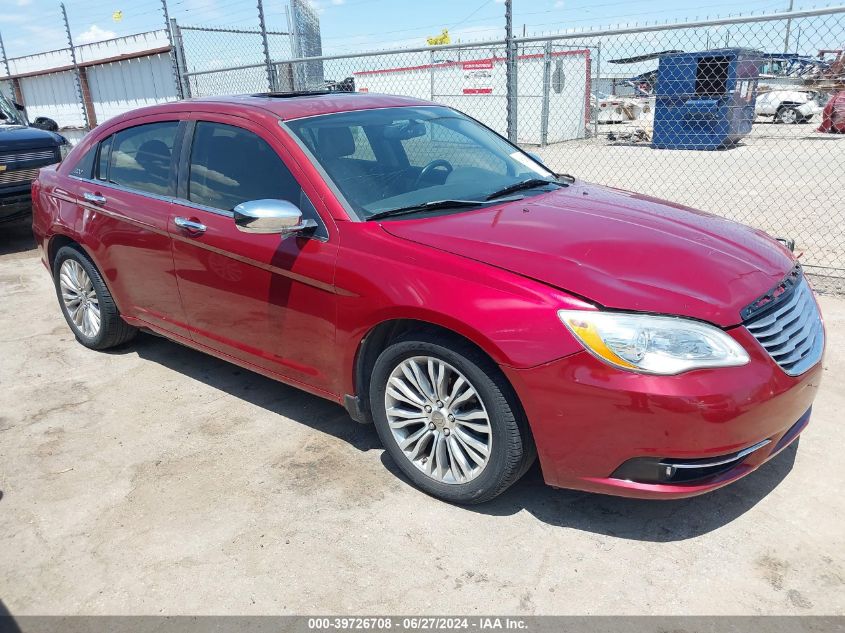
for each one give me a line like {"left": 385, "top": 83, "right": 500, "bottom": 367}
{"left": 784, "top": 0, "right": 795, "bottom": 52}
{"left": 160, "top": 0, "right": 184, "bottom": 99}
{"left": 61, "top": 3, "right": 92, "bottom": 129}
{"left": 505, "top": 0, "right": 518, "bottom": 143}
{"left": 257, "top": 0, "right": 276, "bottom": 91}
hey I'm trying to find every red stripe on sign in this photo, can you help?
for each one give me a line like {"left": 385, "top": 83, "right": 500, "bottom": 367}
{"left": 352, "top": 49, "right": 589, "bottom": 76}
{"left": 463, "top": 88, "right": 493, "bottom": 94}
{"left": 463, "top": 61, "right": 493, "bottom": 70}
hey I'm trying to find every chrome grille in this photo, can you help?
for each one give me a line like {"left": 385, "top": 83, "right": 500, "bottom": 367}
{"left": 0, "top": 167, "right": 41, "bottom": 186}
{"left": 0, "top": 149, "right": 57, "bottom": 164}
{"left": 744, "top": 278, "right": 824, "bottom": 376}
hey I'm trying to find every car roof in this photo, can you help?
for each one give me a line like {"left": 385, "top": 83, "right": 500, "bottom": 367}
{"left": 106, "top": 92, "right": 438, "bottom": 127}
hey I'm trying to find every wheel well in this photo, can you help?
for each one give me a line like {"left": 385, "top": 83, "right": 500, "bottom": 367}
{"left": 47, "top": 234, "right": 78, "bottom": 270}
{"left": 353, "top": 319, "right": 506, "bottom": 423}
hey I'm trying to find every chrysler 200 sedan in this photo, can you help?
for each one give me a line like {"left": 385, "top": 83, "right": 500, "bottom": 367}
{"left": 32, "top": 92, "right": 824, "bottom": 504}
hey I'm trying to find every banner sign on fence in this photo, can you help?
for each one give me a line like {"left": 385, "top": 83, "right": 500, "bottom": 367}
{"left": 462, "top": 60, "right": 493, "bottom": 94}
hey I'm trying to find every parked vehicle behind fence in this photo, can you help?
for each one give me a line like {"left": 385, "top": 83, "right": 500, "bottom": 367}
{"left": 755, "top": 88, "right": 822, "bottom": 123}
{"left": 1, "top": 93, "right": 67, "bottom": 222}
{"left": 31, "top": 92, "right": 824, "bottom": 504}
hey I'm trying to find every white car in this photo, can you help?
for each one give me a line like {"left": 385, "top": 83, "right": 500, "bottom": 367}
{"left": 755, "top": 89, "right": 822, "bottom": 124}
{"left": 592, "top": 92, "right": 652, "bottom": 123}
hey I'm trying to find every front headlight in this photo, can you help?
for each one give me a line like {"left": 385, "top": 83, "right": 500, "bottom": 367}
{"left": 59, "top": 142, "right": 70, "bottom": 160}
{"left": 558, "top": 310, "right": 750, "bottom": 375}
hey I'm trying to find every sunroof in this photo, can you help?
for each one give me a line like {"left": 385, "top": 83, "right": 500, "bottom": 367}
{"left": 251, "top": 90, "right": 358, "bottom": 98}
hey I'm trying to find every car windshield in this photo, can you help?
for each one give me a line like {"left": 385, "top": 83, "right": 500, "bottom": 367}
{"left": 0, "top": 95, "right": 26, "bottom": 126}
{"left": 285, "top": 106, "right": 557, "bottom": 219}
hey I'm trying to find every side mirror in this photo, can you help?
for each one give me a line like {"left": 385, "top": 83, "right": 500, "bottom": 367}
{"left": 233, "top": 199, "right": 317, "bottom": 236}
{"left": 32, "top": 116, "right": 59, "bottom": 132}
{"left": 13, "top": 102, "right": 25, "bottom": 112}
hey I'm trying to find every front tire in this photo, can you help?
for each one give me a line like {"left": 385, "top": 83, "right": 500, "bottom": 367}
{"left": 53, "top": 245, "right": 137, "bottom": 350}
{"left": 776, "top": 106, "right": 800, "bottom": 124}
{"left": 369, "top": 331, "right": 535, "bottom": 504}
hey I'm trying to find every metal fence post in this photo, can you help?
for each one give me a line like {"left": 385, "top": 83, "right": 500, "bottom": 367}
{"left": 60, "top": 3, "right": 92, "bottom": 130}
{"left": 0, "top": 32, "right": 9, "bottom": 78}
{"left": 429, "top": 49, "right": 435, "bottom": 101}
{"left": 170, "top": 19, "right": 192, "bottom": 98}
{"left": 593, "top": 41, "right": 600, "bottom": 139}
{"left": 257, "top": 0, "right": 276, "bottom": 91}
{"left": 540, "top": 41, "right": 551, "bottom": 147}
{"left": 160, "top": 0, "right": 183, "bottom": 99}
{"left": 505, "top": 0, "right": 518, "bottom": 143}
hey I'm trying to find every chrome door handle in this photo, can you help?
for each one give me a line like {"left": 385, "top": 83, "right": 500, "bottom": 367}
{"left": 174, "top": 217, "right": 207, "bottom": 233}
{"left": 83, "top": 192, "right": 106, "bottom": 205}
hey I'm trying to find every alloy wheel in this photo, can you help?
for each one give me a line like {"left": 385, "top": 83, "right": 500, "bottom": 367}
{"left": 59, "top": 259, "right": 101, "bottom": 338}
{"left": 384, "top": 356, "right": 492, "bottom": 484}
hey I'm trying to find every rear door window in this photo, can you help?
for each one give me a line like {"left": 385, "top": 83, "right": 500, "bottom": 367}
{"left": 108, "top": 121, "right": 179, "bottom": 195}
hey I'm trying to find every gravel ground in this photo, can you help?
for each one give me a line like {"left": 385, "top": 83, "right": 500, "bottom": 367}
{"left": 0, "top": 216, "right": 843, "bottom": 615}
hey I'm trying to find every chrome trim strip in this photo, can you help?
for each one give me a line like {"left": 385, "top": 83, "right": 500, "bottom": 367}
{"left": 68, "top": 175, "right": 329, "bottom": 241}
{"left": 660, "top": 439, "right": 771, "bottom": 470}
{"left": 68, "top": 175, "right": 178, "bottom": 206}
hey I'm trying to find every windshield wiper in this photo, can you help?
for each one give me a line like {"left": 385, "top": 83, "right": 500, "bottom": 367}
{"left": 366, "top": 199, "right": 487, "bottom": 221}
{"left": 485, "top": 177, "right": 566, "bottom": 201}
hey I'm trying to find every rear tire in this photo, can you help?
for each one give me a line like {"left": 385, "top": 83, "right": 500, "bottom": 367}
{"left": 53, "top": 245, "right": 137, "bottom": 350}
{"left": 369, "top": 331, "right": 535, "bottom": 504}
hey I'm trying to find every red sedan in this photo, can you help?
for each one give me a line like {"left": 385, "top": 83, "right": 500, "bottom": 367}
{"left": 31, "top": 93, "right": 824, "bottom": 504}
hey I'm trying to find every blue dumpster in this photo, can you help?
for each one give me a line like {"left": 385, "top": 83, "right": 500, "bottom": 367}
{"left": 652, "top": 48, "right": 760, "bottom": 150}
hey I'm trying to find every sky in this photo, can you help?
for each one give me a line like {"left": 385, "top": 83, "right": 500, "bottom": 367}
{"left": 0, "top": 0, "right": 826, "bottom": 62}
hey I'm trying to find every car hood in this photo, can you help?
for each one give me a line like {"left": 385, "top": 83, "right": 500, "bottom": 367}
{"left": 0, "top": 124, "right": 64, "bottom": 150}
{"left": 378, "top": 182, "right": 795, "bottom": 327}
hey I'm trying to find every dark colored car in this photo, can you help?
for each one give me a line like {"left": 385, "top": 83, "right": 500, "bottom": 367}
{"left": 1, "top": 94, "right": 67, "bottom": 222}
{"left": 31, "top": 93, "right": 824, "bottom": 504}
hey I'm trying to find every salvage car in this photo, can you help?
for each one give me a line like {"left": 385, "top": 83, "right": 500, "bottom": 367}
{"left": 31, "top": 93, "right": 824, "bottom": 504}
{"left": 755, "top": 88, "right": 822, "bottom": 123}
{"left": 1, "top": 93, "right": 68, "bottom": 221}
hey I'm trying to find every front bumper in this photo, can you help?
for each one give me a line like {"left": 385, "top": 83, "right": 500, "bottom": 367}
{"left": 504, "top": 326, "right": 822, "bottom": 499}
{"left": 0, "top": 184, "right": 33, "bottom": 222}
{"left": 797, "top": 102, "right": 821, "bottom": 118}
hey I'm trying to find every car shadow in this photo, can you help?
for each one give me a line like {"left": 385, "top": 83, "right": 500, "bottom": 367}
{"left": 0, "top": 217, "right": 36, "bottom": 257}
{"left": 128, "top": 332, "right": 796, "bottom": 541}
{"left": 381, "top": 440, "right": 798, "bottom": 542}
{"left": 0, "top": 599, "right": 21, "bottom": 633}
{"left": 453, "top": 442, "right": 798, "bottom": 542}
{"left": 128, "top": 333, "right": 381, "bottom": 452}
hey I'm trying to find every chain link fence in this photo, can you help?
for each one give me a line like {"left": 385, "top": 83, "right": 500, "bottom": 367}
{"left": 9, "top": 5, "right": 826, "bottom": 289}
{"left": 176, "top": 6, "right": 845, "bottom": 291}
{"left": 521, "top": 8, "right": 845, "bottom": 292}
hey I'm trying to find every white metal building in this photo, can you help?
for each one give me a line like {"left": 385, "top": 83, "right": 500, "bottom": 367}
{"left": 2, "top": 30, "right": 177, "bottom": 142}
{"left": 353, "top": 49, "right": 591, "bottom": 145}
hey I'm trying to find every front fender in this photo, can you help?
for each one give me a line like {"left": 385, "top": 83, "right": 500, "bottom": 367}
{"left": 333, "top": 222, "right": 592, "bottom": 395}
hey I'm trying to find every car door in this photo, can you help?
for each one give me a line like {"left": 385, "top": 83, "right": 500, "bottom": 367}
{"left": 169, "top": 114, "right": 339, "bottom": 395}
{"left": 68, "top": 117, "right": 191, "bottom": 338}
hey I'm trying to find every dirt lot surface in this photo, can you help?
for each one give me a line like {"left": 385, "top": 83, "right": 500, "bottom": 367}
{"left": 1, "top": 216, "right": 844, "bottom": 615}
